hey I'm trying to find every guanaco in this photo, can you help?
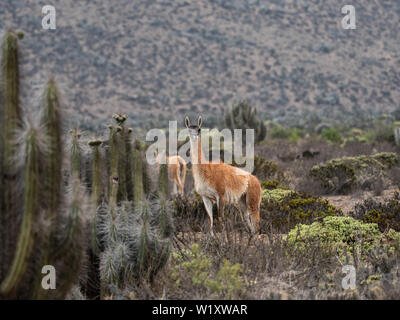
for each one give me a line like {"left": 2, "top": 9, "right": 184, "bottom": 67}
{"left": 185, "top": 115, "right": 261, "bottom": 235}
{"left": 155, "top": 150, "right": 187, "bottom": 195}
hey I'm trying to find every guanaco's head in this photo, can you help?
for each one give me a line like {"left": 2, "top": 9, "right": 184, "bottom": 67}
{"left": 185, "top": 115, "right": 202, "bottom": 140}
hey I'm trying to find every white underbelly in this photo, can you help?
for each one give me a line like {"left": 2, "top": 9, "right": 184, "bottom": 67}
{"left": 195, "top": 179, "right": 216, "bottom": 199}
{"left": 194, "top": 178, "right": 246, "bottom": 204}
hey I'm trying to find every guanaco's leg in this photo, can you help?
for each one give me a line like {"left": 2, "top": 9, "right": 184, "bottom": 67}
{"left": 172, "top": 181, "right": 178, "bottom": 194}
{"left": 202, "top": 196, "right": 214, "bottom": 236}
{"left": 217, "top": 195, "right": 225, "bottom": 226}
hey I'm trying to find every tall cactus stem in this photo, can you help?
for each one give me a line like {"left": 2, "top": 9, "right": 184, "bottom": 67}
{"left": 0, "top": 30, "right": 22, "bottom": 280}
{"left": 69, "top": 128, "right": 82, "bottom": 179}
{"left": 132, "top": 139, "right": 144, "bottom": 208}
{"left": 0, "top": 129, "right": 40, "bottom": 295}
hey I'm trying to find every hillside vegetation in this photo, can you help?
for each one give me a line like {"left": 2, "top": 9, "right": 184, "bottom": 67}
{"left": 0, "top": 0, "right": 399, "bottom": 129}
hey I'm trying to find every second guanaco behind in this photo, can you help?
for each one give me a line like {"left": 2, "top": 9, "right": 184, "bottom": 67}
{"left": 155, "top": 150, "right": 187, "bottom": 195}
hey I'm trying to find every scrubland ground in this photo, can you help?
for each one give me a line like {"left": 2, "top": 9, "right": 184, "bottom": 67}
{"left": 103, "top": 136, "right": 400, "bottom": 301}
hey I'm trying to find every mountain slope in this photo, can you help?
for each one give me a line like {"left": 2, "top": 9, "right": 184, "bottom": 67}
{"left": 1, "top": 0, "right": 399, "bottom": 129}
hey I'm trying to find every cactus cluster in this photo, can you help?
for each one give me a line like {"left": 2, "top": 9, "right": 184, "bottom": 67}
{"left": 0, "top": 31, "right": 86, "bottom": 299}
{"left": 97, "top": 199, "right": 173, "bottom": 296}
{"left": 0, "top": 30, "right": 173, "bottom": 300}
{"left": 224, "top": 100, "right": 267, "bottom": 143}
{"left": 83, "top": 115, "right": 168, "bottom": 298}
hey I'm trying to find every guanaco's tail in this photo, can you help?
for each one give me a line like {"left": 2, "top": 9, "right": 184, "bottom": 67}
{"left": 246, "top": 174, "right": 262, "bottom": 233}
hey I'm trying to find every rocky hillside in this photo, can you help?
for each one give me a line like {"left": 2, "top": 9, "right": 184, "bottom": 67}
{"left": 1, "top": 0, "right": 399, "bottom": 129}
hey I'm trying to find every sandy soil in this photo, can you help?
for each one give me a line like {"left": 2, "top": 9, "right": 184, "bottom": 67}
{"left": 322, "top": 187, "right": 399, "bottom": 215}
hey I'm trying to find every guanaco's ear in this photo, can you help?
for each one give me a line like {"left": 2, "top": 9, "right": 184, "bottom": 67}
{"left": 185, "top": 116, "right": 191, "bottom": 128}
{"left": 197, "top": 115, "right": 203, "bottom": 128}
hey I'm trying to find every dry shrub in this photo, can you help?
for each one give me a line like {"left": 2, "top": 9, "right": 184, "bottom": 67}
{"left": 260, "top": 189, "right": 343, "bottom": 233}
{"left": 352, "top": 192, "right": 400, "bottom": 232}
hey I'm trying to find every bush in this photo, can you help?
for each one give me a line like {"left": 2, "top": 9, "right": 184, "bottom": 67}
{"left": 286, "top": 216, "right": 400, "bottom": 261}
{"left": 252, "top": 155, "right": 285, "bottom": 184}
{"left": 262, "top": 179, "right": 281, "bottom": 190}
{"left": 310, "top": 152, "right": 399, "bottom": 194}
{"left": 366, "top": 119, "right": 395, "bottom": 144}
{"left": 171, "top": 194, "right": 209, "bottom": 233}
{"left": 170, "top": 244, "right": 246, "bottom": 299}
{"left": 352, "top": 192, "right": 400, "bottom": 232}
{"left": 261, "top": 189, "right": 342, "bottom": 233}
{"left": 320, "top": 127, "right": 342, "bottom": 144}
{"left": 268, "top": 125, "right": 305, "bottom": 143}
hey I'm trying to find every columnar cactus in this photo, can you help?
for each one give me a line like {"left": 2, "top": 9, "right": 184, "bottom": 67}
{"left": 113, "top": 114, "right": 128, "bottom": 202}
{"left": 125, "top": 128, "right": 134, "bottom": 201}
{"left": 69, "top": 128, "right": 83, "bottom": 179}
{"left": 132, "top": 139, "right": 144, "bottom": 208}
{"left": 33, "top": 79, "right": 64, "bottom": 297}
{"left": 41, "top": 176, "right": 87, "bottom": 299}
{"left": 0, "top": 127, "right": 42, "bottom": 296}
{"left": 41, "top": 79, "right": 63, "bottom": 222}
{"left": 0, "top": 76, "right": 86, "bottom": 299}
{"left": 108, "top": 125, "right": 120, "bottom": 207}
{"left": 158, "top": 163, "right": 169, "bottom": 200}
{"left": 88, "top": 139, "right": 103, "bottom": 259}
{"left": 0, "top": 30, "right": 23, "bottom": 280}
{"left": 88, "top": 140, "right": 103, "bottom": 207}
{"left": 224, "top": 100, "right": 267, "bottom": 143}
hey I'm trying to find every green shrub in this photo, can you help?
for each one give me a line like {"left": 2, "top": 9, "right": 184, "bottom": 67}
{"left": 286, "top": 216, "right": 400, "bottom": 261}
{"left": 262, "top": 179, "right": 281, "bottom": 190}
{"left": 310, "top": 153, "right": 399, "bottom": 194}
{"left": 261, "top": 189, "right": 342, "bottom": 233}
{"left": 268, "top": 125, "right": 305, "bottom": 143}
{"left": 171, "top": 244, "right": 246, "bottom": 299}
{"left": 205, "top": 259, "right": 246, "bottom": 299}
{"left": 320, "top": 127, "right": 342, "bottom": 144}
{"left": 366, "top": 119, "right": 395, "bottom": 144}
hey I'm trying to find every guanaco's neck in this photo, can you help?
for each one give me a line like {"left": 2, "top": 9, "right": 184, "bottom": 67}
{"left": 190, "top": 137, "right": 207, "bottom": 166}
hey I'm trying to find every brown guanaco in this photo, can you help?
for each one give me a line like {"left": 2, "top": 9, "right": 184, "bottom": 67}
{"left": 185, "top": 115, "right": 261, "bottom": 235}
